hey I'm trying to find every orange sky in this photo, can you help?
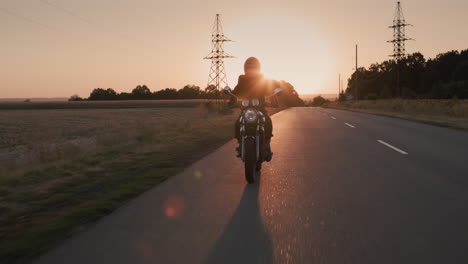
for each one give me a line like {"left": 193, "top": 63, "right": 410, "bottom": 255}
{"left": 1, "top": 0, "right": 467, "bottom": 98}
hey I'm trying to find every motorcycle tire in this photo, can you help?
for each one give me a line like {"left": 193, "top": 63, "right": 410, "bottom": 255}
{"left": 244, "top": 137, "right": 256, "bottom": 184}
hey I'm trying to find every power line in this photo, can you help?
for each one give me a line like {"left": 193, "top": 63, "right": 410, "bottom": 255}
{"left": 36, "top": 0, "right": 132, "bottom": 40}
{"left": 37, "top": 0, "right": 92, "bottom": 25}
{"left": 0, "top": 7, "right": 59, "bottom": 32}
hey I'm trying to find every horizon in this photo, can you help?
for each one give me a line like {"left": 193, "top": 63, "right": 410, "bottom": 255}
{"left": 1, "top": 0, "right": 467, "bottom": 98}
{"left": 0, "top": 93, "right": 340, "bottom": 101}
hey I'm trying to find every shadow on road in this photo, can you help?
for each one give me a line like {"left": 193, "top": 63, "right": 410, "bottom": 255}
{"left": 204, "top": 176, "right": 273, "bottom": 264}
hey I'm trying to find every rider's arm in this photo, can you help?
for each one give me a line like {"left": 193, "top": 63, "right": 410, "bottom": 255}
{"left": 273, "top": 80, "right": 281, "bottom": 89}
{"left": 266, "top": 80, "right": 281, "bottom": 95}
{"left": 228, "top": 96, "right": 237, "bottom": 107}
{"left": 228, "top": 76, "right": 243, "bottom": 107}
{"left": 232, "top": 75, "right": 244, "bottom": 96}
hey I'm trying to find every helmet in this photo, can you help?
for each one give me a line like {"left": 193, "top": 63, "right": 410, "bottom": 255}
{"left": 244, "top": 57, "right": 261, "bottom": 74}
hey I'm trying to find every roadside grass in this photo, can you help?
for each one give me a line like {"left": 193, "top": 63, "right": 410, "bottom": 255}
{"left": 0, "top": 147, "right": 184, "bottom": 263}
{"left": 326, "top": 99, "right": 468, "bottom": 130}
{"left": 0, "top": 104, "right": 281, "bottom": 263}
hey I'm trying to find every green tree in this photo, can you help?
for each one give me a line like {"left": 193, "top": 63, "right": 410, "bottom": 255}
{"left": 132, "top": 85, "right": 152, "bottom": 99}
{"left": 178, "top": 85, "right": 201, "bottom": 99}
{"left": 89, "top": 88, "right": 118, "bottom": 100}
{"left": 345, "top": 49, "right": 468, "bottom": 99}
{"left": 312, "top": 95, "right": 327, "bottom": 106}
{"left": 68, "top": 94, "right": 83, "bottom": 101}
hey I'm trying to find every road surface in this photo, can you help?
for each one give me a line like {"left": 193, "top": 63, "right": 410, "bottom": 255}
{"left": 36, "top": 107, "right": 468, "bottom": 264}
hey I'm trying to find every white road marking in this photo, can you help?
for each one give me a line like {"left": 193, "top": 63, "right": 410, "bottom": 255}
{"left": 331, "top": 116, "right": 336, "bottom": 120}
{"left": 345, "top": 122, "right": 355, "bottom": 128}
{"left": 377, "top": 140, "right": 408, "bottom": 155}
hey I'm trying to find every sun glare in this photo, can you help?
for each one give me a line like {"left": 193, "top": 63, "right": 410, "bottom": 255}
{"left": 225, "top": 15, "right": 334, "bottom": 95}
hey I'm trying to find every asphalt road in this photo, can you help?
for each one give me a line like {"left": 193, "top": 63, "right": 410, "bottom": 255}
{"left": 35, "top": 107, "right": 468, "bottom": 264}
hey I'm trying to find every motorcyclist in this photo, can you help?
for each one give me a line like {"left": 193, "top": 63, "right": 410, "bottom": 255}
{"left": 229, "top": 57, "right": 279, "bottom": 162}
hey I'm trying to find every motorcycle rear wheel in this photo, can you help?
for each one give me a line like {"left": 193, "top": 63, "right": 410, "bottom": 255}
{"left": 244, "top": 138, "right": 256, "bottom": 184}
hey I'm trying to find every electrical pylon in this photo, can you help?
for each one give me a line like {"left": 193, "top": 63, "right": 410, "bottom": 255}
{"left": 388, "top": 1, "right": 413, "bottom": 60}
{"left": 388, "top": 1, "right": 413, "bottom": 97}
{"left": 204, "top": 14, "right": 234, "bottom": 95}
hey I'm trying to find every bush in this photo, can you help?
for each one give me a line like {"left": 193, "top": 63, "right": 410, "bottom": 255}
{"left": 312, "top": 95, "right": 328, "bottom": 106}
{"left": 89, "top": 88, "right": 118, "bottom": 100}
{"left": 68, "top": 95, "right": 83, "bottom": 101}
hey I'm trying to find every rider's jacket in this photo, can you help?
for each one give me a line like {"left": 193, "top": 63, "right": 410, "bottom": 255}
{"left": 232, "top": 73, "right": 279, "bottom": 107}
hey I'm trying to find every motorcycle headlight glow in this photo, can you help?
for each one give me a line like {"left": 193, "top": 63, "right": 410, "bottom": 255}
{"left": 252, "top": 99, "right": 260, "bottom": 106}
{"left": 243, "top": 109, "right": 258, "bottom": 123}
{"left": 242, "top": 100, "right": 249, "bottom": 107}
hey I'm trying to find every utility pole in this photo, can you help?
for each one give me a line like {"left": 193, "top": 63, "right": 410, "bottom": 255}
{"left": 339, "top": 73, "right": 341, "bottom": 98}
{"left": 388, "top": 1, "right": 413, "bottom": 97}
{"left": 355, "top": 44, "right": 358, "bottom": 100}
{"left": 355, "top": 44, "right": 358, "bottom": 70}
{"left": 342, "top": 79, "right": 344, "bottom": 96}
{"left": 204, "top": 14, "right": 234, "bottom": 103}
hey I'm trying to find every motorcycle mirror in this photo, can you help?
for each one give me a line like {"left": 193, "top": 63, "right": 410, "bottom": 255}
{"left": 223, "top": 86, "right": 232, "bottom": 95}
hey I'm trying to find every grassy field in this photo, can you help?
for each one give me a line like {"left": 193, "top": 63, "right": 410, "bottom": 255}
{"left": 0, "top": 99, "right": 209, "bottom": 110}
{"left": 326, "top": 99, "right": 468, "bottom": 130}
{"left": 0, "top": 101, "right": 281, "bottom": 263}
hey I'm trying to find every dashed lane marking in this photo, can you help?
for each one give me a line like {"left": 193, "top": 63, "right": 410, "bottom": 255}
{"left": 377, "top": 140, "right": 408, "bottom": 155}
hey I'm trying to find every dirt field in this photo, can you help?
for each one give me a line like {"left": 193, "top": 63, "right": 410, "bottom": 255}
{"left": 0, "top": 102, "right": 281, "bottom": 263}
{"left": 0, "top": 106, "right": 224, "bottom": 177}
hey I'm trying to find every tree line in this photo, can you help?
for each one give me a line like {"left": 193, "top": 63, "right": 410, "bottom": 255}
{"left": 344, "top": 49, "right": 468, "bottom": 100}
{"left": 80, "top": 84, "right": 221, "bottom": 101}
{"left": 71, "top": 82, "right": 304, "bottom": 106}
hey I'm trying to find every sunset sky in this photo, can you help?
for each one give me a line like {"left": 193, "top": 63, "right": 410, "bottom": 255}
{"left": 1, "top": 0, "right": 467, "bottom": 98}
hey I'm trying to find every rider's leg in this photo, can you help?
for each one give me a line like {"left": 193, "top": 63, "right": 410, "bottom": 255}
{"left": 235, "top": 117, "right": 241, "bottom": 140}
{"left": 235, "top": 117, "right": 241, "bottom": 157}
{"left": 263, "top": 112, "right": 273, "bottom": 161}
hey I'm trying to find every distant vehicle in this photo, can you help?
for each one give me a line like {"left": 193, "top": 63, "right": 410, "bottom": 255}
{"left": 224, "top": 86, "right": 282, "bottom": 183}
{"left": 345, "top": 93, "right": 354, "bottom": 100}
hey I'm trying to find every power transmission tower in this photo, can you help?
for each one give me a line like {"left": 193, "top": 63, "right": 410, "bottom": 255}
{"left": 388, "top": 1, "right": 413, "bottom": 97}
{"left": 388, "top": 1, "right": 413, "bottom": 60}
{"left": 204, "top": 14, "right": 234, "bottom": 101}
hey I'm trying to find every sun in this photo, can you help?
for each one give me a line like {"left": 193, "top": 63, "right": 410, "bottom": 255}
{"left": 224, "top": 15, "right": 334, "bottom": 95}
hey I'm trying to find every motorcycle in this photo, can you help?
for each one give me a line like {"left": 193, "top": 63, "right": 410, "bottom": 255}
{"left": 224, "top": 86, "right": 282, "bottom": 184}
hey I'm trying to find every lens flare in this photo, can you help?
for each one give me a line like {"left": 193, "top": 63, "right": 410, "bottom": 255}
{"left": 135, "top": 239, "right": 154, "bottom": 258}
{"left": 163, "top": 195, "right": 185, "bottom": 219}
{"left": 194, "top": 170, "right": 203, "bottom": 180}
